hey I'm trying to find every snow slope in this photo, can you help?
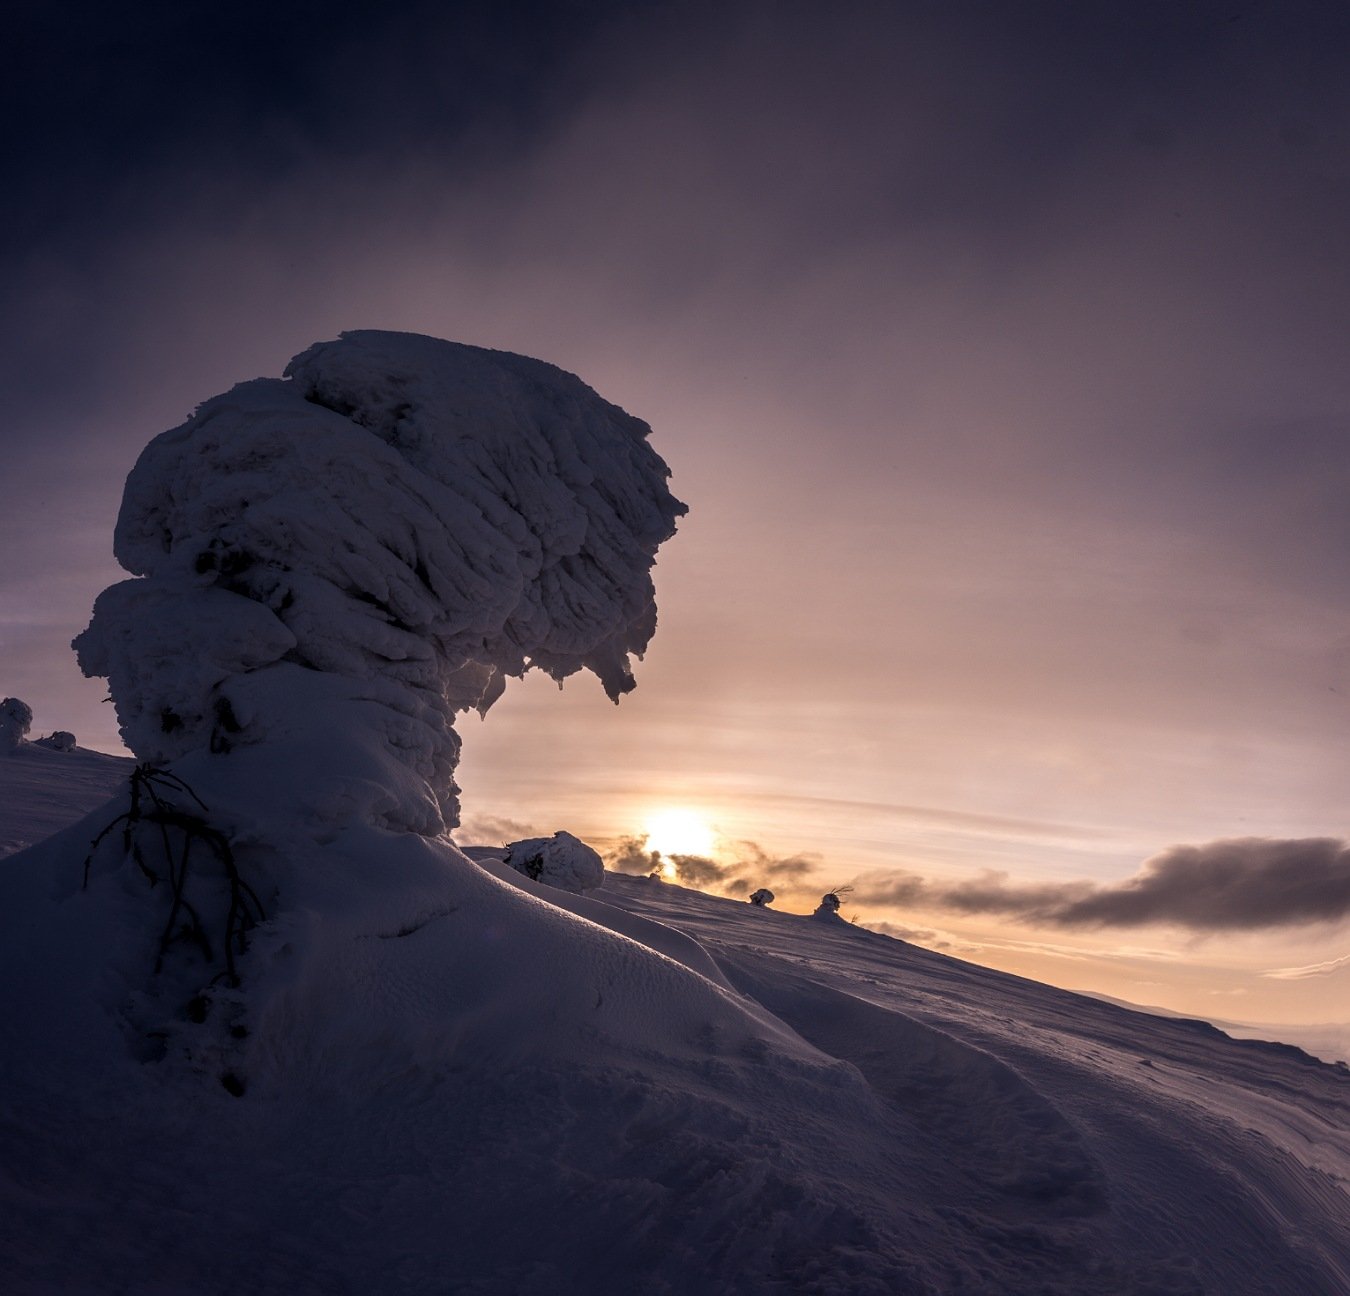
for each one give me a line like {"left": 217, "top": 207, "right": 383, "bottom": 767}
{"left": 1, "top": 757, "right": 1347, "bottom": 1295}
{"left": 0, "top": 741, "right": 132, "bottom": 856}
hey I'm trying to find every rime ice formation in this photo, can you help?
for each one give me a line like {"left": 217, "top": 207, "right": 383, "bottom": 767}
{"left": 749, "top": 887, "right": 774, "bottom": 906}
{"left": 74, "top": 331, "right": 685, "bottom": 834}
{"left": 504, "top": 831, "right": 604, "bottom": 894}
{"left": 0, "top": 698, "right": 33, "bottom": 752}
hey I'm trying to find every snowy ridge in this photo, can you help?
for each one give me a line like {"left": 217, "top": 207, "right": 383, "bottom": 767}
{"left": 0, "top": 741, "right": 132, "bottom": 856}
{"left": 0, "top": 757, "right": 1346, "bottom": 1293}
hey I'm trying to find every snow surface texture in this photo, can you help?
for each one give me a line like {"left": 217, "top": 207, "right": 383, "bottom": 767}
{"left": 503, "top": 830, "right": 605, "bottom": 893}
{"left": 0, "top": 741, "right": 131, "bottom": 856}
{"left": 74, "top": 330, "right": 685, "bottom": 835}
{"left": 2, "top": 758, "right": 1348, "bottom": 1294}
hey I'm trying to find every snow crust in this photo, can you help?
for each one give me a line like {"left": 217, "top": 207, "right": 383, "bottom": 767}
{"left": 74, "top": 330, "right": 684, "bottom": 834}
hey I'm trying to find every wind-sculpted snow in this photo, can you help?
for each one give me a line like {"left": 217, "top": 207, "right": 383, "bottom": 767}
{"left": 74, "top": 330, "right": 684, "bottom": 833}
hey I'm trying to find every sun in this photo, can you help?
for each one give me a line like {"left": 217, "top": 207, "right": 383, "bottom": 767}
{"left": 643, "top": 808, "right": 716, "bottom": 860}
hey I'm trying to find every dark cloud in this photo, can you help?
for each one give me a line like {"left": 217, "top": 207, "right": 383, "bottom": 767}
{"left": 667, "top": 841, "right": 822, "bottom": 898}
{"left": 1061, "top": 840, "right": 1350, "bottom": 929}
{"left": 858, "top": 839, "right": 1350, "bottom": 932}
{"left": 4, "top": 0, "right": 633, "bottom": 246}
{"left": 603, "top": 835, "right": 821, "bottom": 896}
{"left": 668, "top": 854, "right": 730, "bottom": 889}
{"left": 604, "top": 834, "right": 662, "bottom": 876}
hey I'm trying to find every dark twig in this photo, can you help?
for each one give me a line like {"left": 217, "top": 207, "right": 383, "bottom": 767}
{"left": 81, "top": 764, "right": 265, "bottom": 987}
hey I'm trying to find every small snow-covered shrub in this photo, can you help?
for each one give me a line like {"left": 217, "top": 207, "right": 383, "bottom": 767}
{"left": 0, "top": 698, "right": 33, "bottom": 752}
{"left": 504, "top": 831, "right": 605, "bottom": 894}
{"left": 35, "top": 730, "right": 77, "bottom": 752}
{"left": 749, "top": 888, "right": 774, "bottom": 906}
{"left": 813, "top": 886, "right": 852, "bottom": 920}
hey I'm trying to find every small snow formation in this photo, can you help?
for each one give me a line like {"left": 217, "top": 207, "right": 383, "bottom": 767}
{"left": 34, "top": 731, "right": 77, "bottom": 752}
{"left": 74, "top": 331, "right": 685, "bottom": 834}
{"left": 813, "top": 886, "right": 852, "bottom": 920}
{"left": 749, "top": 888, "right": 774, "bottom": 906}
{"left": 504, "top": 831, "right": 605, "bottom": 894}
{"left": 0, "top": 698, "right": 33, "bottom": 752}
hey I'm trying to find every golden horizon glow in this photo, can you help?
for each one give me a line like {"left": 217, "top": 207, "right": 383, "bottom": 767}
{"left": 643, "top": 808, "right": 716, "bottom": 862}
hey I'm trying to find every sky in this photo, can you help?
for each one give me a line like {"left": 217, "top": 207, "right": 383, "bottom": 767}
{"left": 4, "top": 0, "right": 1350, "bottom": 1024}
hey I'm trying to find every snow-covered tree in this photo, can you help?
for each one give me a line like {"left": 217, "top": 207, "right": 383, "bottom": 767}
{"left": 74, "top": 331, "right": 685, "bottom": 836}
{"left": 812, "top": 886, "right": 852, "bottom": 920}
{"left": 0, "top": 698, "right": 33, "bottom": 752}
{"left": 35, "top": 731, "right": 76, "bottom": 752}
{"left": 504, "top": 831, "right": 604, "bottom": 894}
{"left": 749, "top": 888, "right": 774, "bottom": 906}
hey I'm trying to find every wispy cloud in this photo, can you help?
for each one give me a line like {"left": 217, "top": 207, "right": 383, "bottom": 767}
{"left": 1261, "top": 952, "right": 1350, "bottom": 980}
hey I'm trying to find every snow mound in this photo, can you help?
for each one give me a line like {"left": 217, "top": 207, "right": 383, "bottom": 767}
{"left": 504, "top": 830, "right": 604, "bottom": 893}
{"left": 74, "top": 330, "right": 685, "bottom": 834}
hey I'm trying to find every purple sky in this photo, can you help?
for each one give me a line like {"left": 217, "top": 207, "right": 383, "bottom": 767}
{"left": 5, "top": 1, "right": 1350, "bottom": 1021}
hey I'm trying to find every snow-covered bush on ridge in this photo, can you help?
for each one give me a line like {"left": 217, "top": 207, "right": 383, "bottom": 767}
{"left": 34, "top": 731, "right": 77, "bottom": 752}
{"left": 74, "top": 331, "right": 685, "bottom": 836}
{"left": 504, "top": 831, "right": 604, "bottom": 894}
{"left": 0, "top": 698, "right": 33, "bottom": 752}
{"left": 749, "top": 888, "right": 774, "bottom": 906}
{"left": 813, "top": 886, "right": 852, "bottom": 920}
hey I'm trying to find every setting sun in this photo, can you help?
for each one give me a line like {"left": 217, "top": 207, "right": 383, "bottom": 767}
{"left": 643, "top": 808, "right": 716, "bottom": 860}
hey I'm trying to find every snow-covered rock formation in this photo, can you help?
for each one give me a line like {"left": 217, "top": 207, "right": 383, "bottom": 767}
{"left": 74, "top": 330, "right": 685, "bottom": 835}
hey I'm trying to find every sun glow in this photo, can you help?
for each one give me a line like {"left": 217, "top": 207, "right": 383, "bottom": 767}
{"left": 643, "top": 808, "right": 716, "bottom": 861}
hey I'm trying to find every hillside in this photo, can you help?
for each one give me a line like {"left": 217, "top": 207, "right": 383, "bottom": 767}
{"left": 0, "top": 751, "right": 1346, "bottom": 1294}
